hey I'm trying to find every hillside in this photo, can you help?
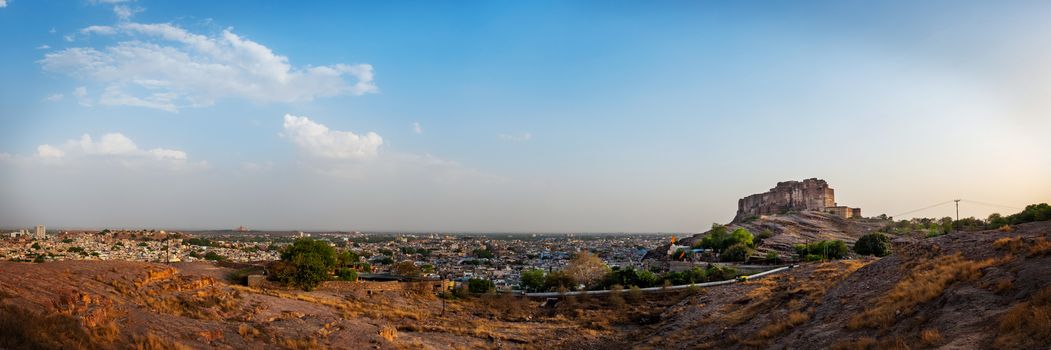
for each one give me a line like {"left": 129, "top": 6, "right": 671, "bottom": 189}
{"left": 645, "top": 211, "right": 890, "bottom": 261}
{"left": 1, "top": 220, "right": 1048, "bottom": 349}
{"left": 630, "top": 219, "right": 1051, "bottom": 349}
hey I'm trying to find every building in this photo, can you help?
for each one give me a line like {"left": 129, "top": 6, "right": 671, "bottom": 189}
{"left": 34, "top": 225, "right": 46, "bottom": 239}
{"left": 825, "top": 206, "right": 862, "bottom": 219}
{"left": 734, "top": 178, "right": 860, "bottom": 221}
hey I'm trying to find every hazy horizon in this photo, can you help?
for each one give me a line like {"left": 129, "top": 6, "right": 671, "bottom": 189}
{"left": 2, "top": 1, "right": 1049, "bottom": 232}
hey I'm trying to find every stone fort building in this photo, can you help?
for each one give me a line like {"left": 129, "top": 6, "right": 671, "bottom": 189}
{"left": 733, "top": 178, "right": 860, "bottom": 222}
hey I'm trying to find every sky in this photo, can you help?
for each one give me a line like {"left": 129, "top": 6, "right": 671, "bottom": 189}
{"left": 0, "top": 1, "right": 1049, "bottom": 232}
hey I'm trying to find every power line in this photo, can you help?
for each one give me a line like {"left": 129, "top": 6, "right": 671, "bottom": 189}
{"left": 960, "top": 199, "right": 1021, "bottom": 211}
{"left": 890, "top": 200, "right": 956, "bottom": 218}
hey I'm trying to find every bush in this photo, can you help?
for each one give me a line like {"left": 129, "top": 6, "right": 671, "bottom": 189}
{"left": 391, "top": 261, "right": 421, "bottom": 277}
{"left": 765, "top": 251, "right": 781, "bottom": 263}
{"left": 795, "top": 240, "right": 849, "bottom": 260}
{"left": 543, "top": 270, "right": 577, "bottom": 291}
{"left": 603, "top": 267, "right": 660, "bottom": 289}
{"left": 854, "top": 233, "right": 892, "bottom": 257}
{"left": 335, "top": 268, "right": 358, "bottom": 281}
{"left": 721, "top": 243, "right": 752, "bottom": 262}
{"left": 698, "top": 225, "right": 755, "bottom": 252}
{"left": 275, "top": 238, "right": 337, "bottom": 291}
{"left": 467, "top": 278, "right": 495, "bottom": 293}
{"left": 203, "top": 251, "right": 226, "bottom": 261}
{"left": 730, "top": 228, "right": 754, "bottom": 247}
{"left": 519, "top": 268, "right": 546, "bottom": 292}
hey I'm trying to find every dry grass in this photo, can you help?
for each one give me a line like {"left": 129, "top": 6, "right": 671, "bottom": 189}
{"left": 756, "top": 310, "right": 810, "bottom": 338}
{"left": 993, "top": 287, "right": 1051, "bottom": 349}
{"left": 848, "top": 253, "right": 995, "bottom": 329}
{"left": 280, "top": 337, "right": 321, "bottom": 350}
{"left": 380, "top": 324, "right": 398, "bottom": 342}
{"left": 830, "top": 336, "right": 910, "bottom": 350}
{"left": 920, "top": 329, "right": 941, "bottom": 344}
{"left": 993, "top": 277, "right": 1014, "bottom": 294}
{"left": 993, "top": 236, "right": 1051, "bottom": 257}
{"left": 132, "top": 332, "right": 192, "bottom": 350}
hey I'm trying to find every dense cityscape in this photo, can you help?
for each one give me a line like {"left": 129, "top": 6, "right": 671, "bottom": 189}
{"left": 1, "top": 225, "right": 672, "bottom": 290}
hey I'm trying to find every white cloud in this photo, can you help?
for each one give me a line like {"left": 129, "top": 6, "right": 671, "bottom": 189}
{"left": 43, "top": 94, "right": 64, "bottom": 102}
{"left": 499, "top": 132, "right": 533, "bottom": 142}
{"left": 281, "top": 114, "right": 382, "bottom": 160}
{"left": 35, "top": 132, "right": 187, "bottom": 161}
{"left": 0, "top": 0, "right": 7, "bottom": 8}
{"left": 41, "top": 22, "right": 376, "bottom": 112}
{"left": 113, "top": 5, "right": 140, "bottom": 21}
{"left": 36, "top": 44, "right": 50, "bottom": 50}
{"left": 80, "top": 25, "right": 117, "bottom": 35}
{"left": 36, "top": 145, "right": 65, "bottom": 158}
{"left": 73, "top": 86, "right": 92, "bottom": 107}
{"left": 49, "top": 28, "right": 56, "bottom": 34}
{"left": 412, "top": 122, "right": 423, "bottom": 134}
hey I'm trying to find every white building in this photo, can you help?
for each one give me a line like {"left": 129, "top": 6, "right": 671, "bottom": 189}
{"left": 34, "top": 225, "right": 45, "bottom": 239}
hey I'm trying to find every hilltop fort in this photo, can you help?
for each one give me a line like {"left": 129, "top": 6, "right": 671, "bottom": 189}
{"left": 734, "top": 178, "right": 860, "bottom": 222}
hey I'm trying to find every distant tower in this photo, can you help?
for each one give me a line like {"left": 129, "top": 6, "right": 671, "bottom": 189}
{"left": 34, "top": 225, "right": 45, "bottom": 239}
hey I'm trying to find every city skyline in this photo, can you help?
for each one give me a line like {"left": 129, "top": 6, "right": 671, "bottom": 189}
{"left": 1, "top": 1, "right": 1049, "bottom": 232}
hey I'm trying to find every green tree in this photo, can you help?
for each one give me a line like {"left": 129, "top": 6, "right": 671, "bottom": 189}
{"left": 335, "top": 268, "right": 358, "bottom": 281}
{"left": 472, "top": 249, "right": 495, "bottom": 259}
{"left": 467, "top": 278, "right": 495, "bottom": 293}
{"left": 854, "top": 233, "right": 891, "bottom": 257}
{"left": 276, "top": 238, "right": 337, "bottom": 291}
{"left": 731, "top": 228, "right": 755, "bottom": 247}
{"left": 543, "top": 270, "right": 577, "bottom": 291}
{"left": 203, "top": 251, "right": 226, "bottom": 261}
{"left": 721, "top": 243, "right": 751, "bottom": 262}
{"left": 520, "top": 268, "right": 546, "bottom": 292}
{"left": 391, "top": 260, "right": 422, "bottom": 277}
{"left": 698, "top": 224, "right": 730, "bottom": 252}
{"left": 336, "top": 251, "right": 359, "bottom": 267}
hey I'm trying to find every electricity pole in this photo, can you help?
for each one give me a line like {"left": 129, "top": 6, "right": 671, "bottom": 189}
{"left": 954, "top": 199, "right": 961, "bottom": 232}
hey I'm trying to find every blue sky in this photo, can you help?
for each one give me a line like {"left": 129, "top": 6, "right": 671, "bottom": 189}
{"left": 1, "top": 1, "right": 1048, "bottom": 232}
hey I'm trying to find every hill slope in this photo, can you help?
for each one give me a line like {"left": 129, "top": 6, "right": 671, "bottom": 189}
{"left": 646, "top": 211, "right": 889, "bottom": 261}
{"left": 630, "top": 220, "right": 1051, "bottom": 349}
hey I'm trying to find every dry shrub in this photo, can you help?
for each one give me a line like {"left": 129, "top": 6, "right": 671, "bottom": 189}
{"left": 280, "top": 337, "right": 321, "bottom": 350}
{"left": 830, "top": 336, "right": 910, "bottom": 350}
{"left": 848, "top": 253, "right": 995, "bottom": 329}
{"left": 380, "top": 324, "right": 398, "bottom": 342}
{"left": 132, "top": 332, "right": 191, "bottom": 350}
{"left": 993, "top": 236, "right": 1050, "bottom": 257}
{"left": 830, "top": 337, "right": 876, "bottom": 350}
{"left": 756, "top": 311, "right": 810, "bottom": 338}
{"left": 237, "top": 323, "right": 261, "bottom": 338}
{"left": 993, "top": 277, "right": 1014, "bottom": 294}
{"left": 920, "top": 329, "right": 941, "bottom": 344}
{"left": 0, "top": 303, "right": 94, "bottom": 349}
{"left": 1027, "top": 237, "right": 1051, "bottom": 256}
{"left": 992, "top": 237, "right": 1018, "bottom": 249}
{"left": 993, "top": 287, "right": 1051, "bottom": 349}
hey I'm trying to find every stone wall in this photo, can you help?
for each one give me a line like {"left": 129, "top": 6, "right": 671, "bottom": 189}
{"left": 734, "top": 178, "right": 836, "bottom": 222}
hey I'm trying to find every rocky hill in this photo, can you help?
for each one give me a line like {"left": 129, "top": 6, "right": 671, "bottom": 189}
{"left": 645, "top": 211, "right": 890, "bottom": 261}
{"left": 627, "top": 219, "right": 1051, "bottom": 349}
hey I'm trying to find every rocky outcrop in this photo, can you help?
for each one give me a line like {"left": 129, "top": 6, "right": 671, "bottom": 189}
{"left": 734, "top": 178, "right": 836, "bottom": 222}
